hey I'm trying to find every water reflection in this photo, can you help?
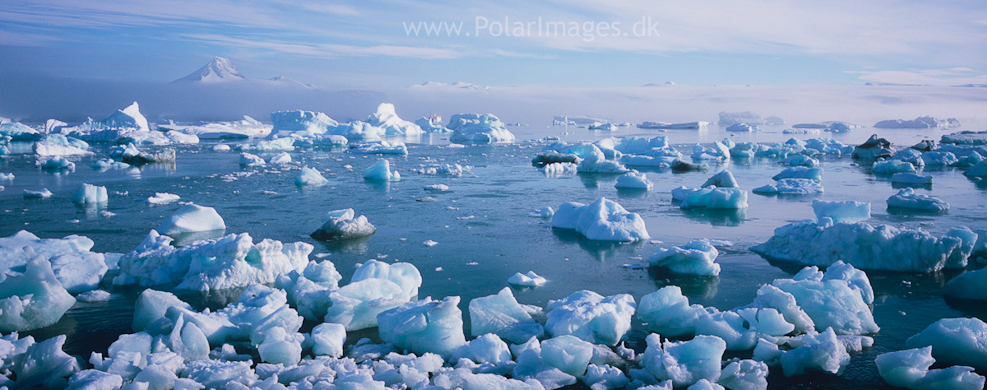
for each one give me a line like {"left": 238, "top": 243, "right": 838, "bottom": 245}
{"left": 550, "top": 228, "right": 644, "bottom": 262}
{"left": 616, "top": 187, "right": 649, "bottom": 199}
{"left": 169, "top": 229, "right": 227, "bottom": 247}
{"left": 646, "top": 267, "right": 719, "bottom": 300}
{"left": 578, "top": 172, "right": 619, "bottom": 189}
{"left": 317, "top": 236, "right": 372, "bottom": 254}
{"left": 679, "top": 208, "right": 747, "bottom": 226}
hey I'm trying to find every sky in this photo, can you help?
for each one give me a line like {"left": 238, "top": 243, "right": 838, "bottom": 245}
{"left": 2, "top": 0, "right": 987, "bottom": 89}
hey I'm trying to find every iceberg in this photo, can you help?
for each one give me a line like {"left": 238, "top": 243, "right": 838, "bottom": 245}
{"left": 751, "top": 219, "right": 975, "bottom": 272}
{"left": 157, "top": 204, "right": 226, "bottom": 236}
{"left": 0, "top": 230, "right": 109, "bottom": 294}
{"left": 887, "top": 188, "right": 949, "bottom": 211}
{"left": 448, "top": 113, "right": 516, "bottom": 143}
{"left": 346, "top": 140, "right": 408, "bottom": 155}
{"left": 874, "top": 116, "right": 959, "bottom": 129}
{"left": 415, "top": 116, "right": 448, "bottom": 133}
{"left": 770, "top": 264, "right": 878, "bottom": 335}
{"left": 726, "top": 123, "right": 757, "bottom": 132}
{"left": 377, "top": 296, "right": 467, "bottom": 359}
{"left": 72, "top": 183, "right": 108, "bottom": 204}
{"left": 615, "top": 170, "right": 653, "bottom": 190}
{"left": 24, "top": 188, "right": 53, "bottom": 199}
{"left": 545, "top": 290, "right": 636, "bottom": 346}
{"left": 115, "top": 144, "right": 176, "bottom": 164}
{"left": 943, "top": 268, "right": 987, "bottom": 300}
{"left": 324, "top": 260, "right": 421, "bottom": 330}
{"left": 0, "top": 122, "right": 41, "bottom": 141}
{"left": 550, "top": 197, "right": 650, "bottom": 241}
{"left": 752, "top": 179, "right": 824, "bottom": 195}
{"left": 672, "top": 186, "right": 749, "bottom": 209}
{"left": 772, "top": 167, "right": 823, "bottom": 182}
{"left": 642, "top": 334, "right": 726, "bottom": 387}
{"left": 58, "top": 102, "right": 195, "bottom": 145}
{"left": 363, "top": 160, "right": 401, "bottom": 181}
{"left": 236, "top": 137, "right": 295, "bottom": 152}
{"left": 876, "top": 346, "right": 985, "bottom": 390}
{"left": 963, "top": 159, "right": 987, "bottom": 177}
{"left": 718, "top": 111, "right": 766, "bottom": 126}
{"left": 872, "top": 159, "right": 915, "bottom": 174}
{"left": 852, "top": 134, "right": 894, "bottom": 161}
{"left": 508, "top": 271, "right": 547, "bottom": 287}
{"left": 892, "top": 173, "right": 933, "bottom": 186}
{"left": 469, "top": 287, "right": 543, "bottom": 343}
{"left": 295, "top": 166, "right": 329, "bottom": 186}
{"left": 778, "top": 328, "right": 849, "bottom": 376}
{"left": 540, "top": 335, "right": 594, "bottom": 376}
{"left": 269, "top": 110, "right": 338, "bottom": 138}
{"left": 114, "top": 230, "right": 311, "bottom": 291}
{"left": 701, "top": 170, "right": 738, "bottom": 188}
{"left": 267, "top": 151, "right": 291, "bottom": 164}
{"left": 239, "top": 153, "right": 265, "bottom": 167}
{"left": 0, "top": 257, "right": 77, "bottom": 332}
{"left": 310, "top": 208, "right": 376, "bottom": 241}
{"left": 942, "top": 130, "right": 987, "bottom": 145}
{"left": 647, "top": 239, "right": 721, "bottom": 276}
{"left": 905, "top": 318, "right": 987, "bottom": 371}
{"left": 147, "top": 192, "right": 180, "bottom": 205}
{"left": 157, "top": 116, "right": 272, "bottom": 140}
{"left": 33, "top": 134, "right": 91, "bottom": 156}
{"left": 921, "top": 150, "right": 958, "bottom": 166}
{"left": 811, "top": 200, "right": 870, "bottom": 223}
{"left": 366, "top": 103, "right": 423, "bottom": 136}
{"left": 637, "top": 286, "right": 705, "bottom": 337}
{"left": 13, "top": 335, "right": 81, "bottom": 387}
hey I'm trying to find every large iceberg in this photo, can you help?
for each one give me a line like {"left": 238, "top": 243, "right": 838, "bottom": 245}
{"left": 114, "top": 230, "right": 311, "bottom": 291}
{"left": 364, "top": 160, "right": 401, "bottom": 182}
{"left": 269, "top": 110, "right": 338, "bottom": 138}
{"left": 550, "top": 197, "right": 650, "bottom": 241}
{"left": 874, "top": 116, "right": 959, "bottom": 129}
{"left": 448, "top": 113, "right": 516, "bottom": 143}
{"left": 158, "top": 116, "right": 271, "bottom": 139}
{"left": 58, "top": 102, "right": 196, "bottom": 145}
{"left": 33, "top": 134, "right": 91, "bottom": 156}
{"left": 751, "top": 219, "right": 975, "bottom": 272}
{"left": 905, "top": 318, "right": 987, "bottom": 371}
{"left": 366, "top": 103, "right": 423, "bottom": 136}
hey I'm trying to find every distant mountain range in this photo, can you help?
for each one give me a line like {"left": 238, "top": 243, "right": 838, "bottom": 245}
{"left": 171, "top": 57, "right": 315, "bottom": 88}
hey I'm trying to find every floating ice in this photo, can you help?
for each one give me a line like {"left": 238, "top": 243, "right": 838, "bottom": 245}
{"left": 701, "top": 170, "right": 738, "bottom": 188}
{"left": 114, "top": 230, "right": 311, "bottom": 291}
{"left": 551, "top": 197, "right": 650, "bottom": 241}
{"left": 779, "top": 328, "right": 849, "bottom": 376}
{"left": 752, "top": 219, "right": 975, "bottom": 271}
{"left": 310, "top": 208, "right": 376, "bottom": 241}
{"left": 876, "top": 346, "right": 985, "bottom": 390}
{"left": 453, "top": 333, "right": 513, "bottom": 365}
{"left": 366, "top": 103, "right": 424, "bottom": 136}
{"left": 887, "top": 188, "right": 949, "bottom": 211}
{"left": 295, "top": 166, "right": 329, "bottom": 186}
{"left": 236, "top": 137, "right": 295, "bottom": 152}
{"left": 943, "top": 268, "right": 987, "bottom": 300}
{"left": 726, "top": 123, "right": 757, "bottom": 132}
{"left": 346, "top": 141, "right": 408, "bottom": 155}
{"left": 588, "top": 121, "right": 618, "bottom": 131}
{"left": 364, "top": 160, "right": 401, "bottom": 182}
{"left": 852, "top": 134, "right": 894, "bottom": 161}
{"left": 275, "top": 260, "right": 342, "bottom": 320}
{"left": 642, "top": 334, "right": 726, "bottom": 387}
{"left": 14, "top": 335, "right": 81, "bottom": 387}
{"left": 779, "top": 155, "right": 818, "bottom": 167}
{"left": 541, "top": 335, "right": 594, "bottom": 376}
{"left": 528, "top": 207, "right": 555, "bottom": 218}
{"left": 415, "top": 116, "right": 449, "bottom": 132}
{"left": 448, "top": 113, "right": 516, "bottom": 143}
{"left": 157, "top": 204, "right": 226, "bottom": 236}
{"left": 269, "top": 110, "right": 338, "bottom": 138}
{"left": 942, "top": 130, "right": 987, "bottom": 145}
{"left": 267, "top": 152, "right": 291, "bottom": 164}
{"left": 158, "top": 116, "right": 272, "bottom": 139}
{"left": 424, "top": 184, "right": 450, "bottom": 192}
{"left": 311, "top": 322, "right": 346, "bottom": 357}
{"left": 718, "top": 359, "right": 769, "bottom": 390}
{"left": 0, "top": 122, "right": 41, "bottom": 141}
{"left": 72, "top": 183, "right": 108, "bottom": 204}
{"left": 0, "top": 257, "right": 77, "bottom": 332}
{"left": 892, "top": 173, "right": 933, "bottom": 185}
{"left": 33, "top": 134, "right": 92, "bottom": 156}
{"left": 116, "top": 144, "right": 177, "bottom": 164}
{"left": 811, "top": 200, "right": 870, "bottom": 223}
{"left": 615, "top": 171, "right": 653, "bottom": 190}
{"left": 377, "top": 296, "right": 466, "bottom": 359}
{"left": 24, "top": 188, "right": 53, "bottom": 199}
{"left": 719, "top": 111, "right": 768, "bottom": 126}
{"left": 773, "top": 167, "right": 823, "bottom": 182}
{"left": 647, "top": 239, "right": 720, "bottom": 276}
{"left": 872, "top": 159, "right": 916, "bottom": 174}
{"left": 874, "top": 116, "right": 959, "bottom": 129}
{"left": 963, "top": 159, "right": 987, "bottom": 177}
{"left": 39, "top": 156, "right": 76, "bottom": 171}
{"left": 469, "top": 287, "right": 543, "bottom": 343}
{"left": 905, "top": 317, "right": 987, "bottom": 370}
{"left": 921, "top": 151, "right": 959, "bottom": 166}
{"left": 325, "top": 260, "right": 421, "bottom": 330}
{"left": 91, "top": 158, "right": 130, "bottom": 171}
{"left": 147, "top": 192, "right": 180, "bottom": 205}
{"left": 545, "top": 290, "right": 636, "bottom": 346}
{"left": 132, "top": 289, "right": 191, "bottom": 331}
{"left": 638, "top": 286, "right": 705, "bottom": 337}
{"left": 76, "top": 289, "right": 111, "bottom": 302}
{"left": 0, "top": 230, "right": 109, "bottom": 294}
{"left": 508, "top": 271, "right": 547, "bottom": 287}
{"left": 672, "top": 186, "right": 749, "bottom": 209}
{"left": 239, "top": 153, "right": 265, "bottom": 167}
{"left": 770, "top": 264, "right": 878, "bottom": 335}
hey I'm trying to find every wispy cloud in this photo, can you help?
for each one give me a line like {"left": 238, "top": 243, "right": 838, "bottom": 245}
{"left": 183, "top": 34, "right": 462, "bottom": 59}
{"left": 850, "top": 68, "right": 987, "bottom": 86}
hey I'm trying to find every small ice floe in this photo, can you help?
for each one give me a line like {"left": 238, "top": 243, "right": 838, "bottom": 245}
{"left": 147, "top": 192, "right": 180, "bottom": 205}
{"left": 72, "top": 183, "right": 108, "bottom": 204}
{"left": 424, "top": 184, "right": 449, "bottom": 192}
{"left": 508, "top": 271, "right": 547, "bottom": 287}
{"left": 24, "top": 188, "right": 53, "bottom": 199}
{"left": 76, "top": 290, "right": 111, "bottom": 302}
{"left": 423, "top": 240, "right": 438, "bottom": 247}
{"left": 615, "top": 170, "right": 653, "bottom": 190}
{"left": 310, "top": 208, "right": 376, "bottom": 241}
{"left": 647, "top": 239, "right": 721, "bottom": 276}
{"left": 528, "top": 206, "right": 555, "bottom": 218}
{"left": 891, "top": 173, "right": 933, "bottom": 186}
{"left": 887, "top": 188, "right": 949, "bottom": 211}
{"left": 296, "top": 166, "right": 329, "bottom": 186}
{"left": 551, "top": 197, "right": 649, "bottom": 242}
{"left": 364, "top": 160, "right": 401, "bottom": 181}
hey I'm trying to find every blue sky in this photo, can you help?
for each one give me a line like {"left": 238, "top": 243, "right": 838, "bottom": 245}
{"left": 2, "top": 0, "right": 987, "bottom": 88}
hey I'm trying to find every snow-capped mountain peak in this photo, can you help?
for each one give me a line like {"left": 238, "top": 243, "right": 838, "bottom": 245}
{"left": 172, "top": 57, "right": 245, "bottom": 84}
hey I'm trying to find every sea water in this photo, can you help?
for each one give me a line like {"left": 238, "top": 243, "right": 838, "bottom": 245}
{"left": 1, "top": 125, "right": 985, "bottom": 389}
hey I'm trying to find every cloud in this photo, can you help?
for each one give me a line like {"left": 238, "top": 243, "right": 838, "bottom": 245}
{"left": 183, "top": 34, "right": 462, "bottom": 59}
{"left": 850, "top": 68, "right": 987, "bottom": 86}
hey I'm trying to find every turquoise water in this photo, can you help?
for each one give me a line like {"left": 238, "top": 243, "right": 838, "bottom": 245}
{"left": 2, "top": 125, "right": 986, "bottom": 388}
